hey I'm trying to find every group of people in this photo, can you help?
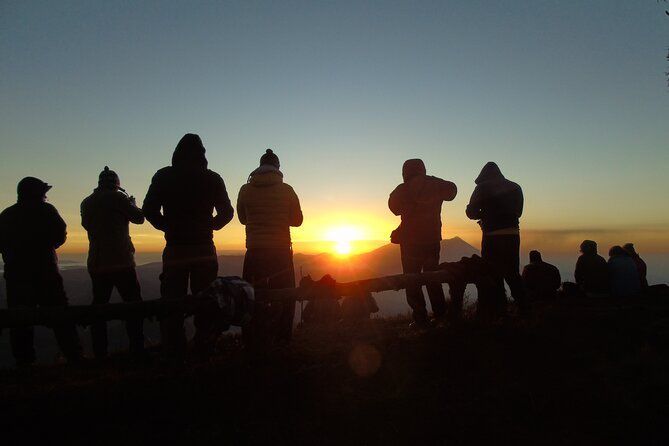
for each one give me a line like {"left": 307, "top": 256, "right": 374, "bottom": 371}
{"left": 0, "top": 134, "right": 302, "bottom": 365}
{"left": 0, "top": 133, "right": 655, "bottom": 366}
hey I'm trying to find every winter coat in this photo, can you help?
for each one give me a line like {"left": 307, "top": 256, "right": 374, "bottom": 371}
{"left": 388, "top": 174, "right": 457, "bottom": 244}
{"left": 629, "top": 253, "right": 648, "bottom": 288}
{"left": 575, "top": 253, "right": 609, "bottom": 294}
{"left": 522, "top": 260, "right": 562, "bottom": 299}
{"left": 143, "top": 145, "right": 234, "bottom": 246}
{"left": 237, "top": 166, "right": 303, "bottom": 249}
{"left": 0, "top": 201, "right": 66, "bottom": 277}
{"left": 81, "top": 188, "right": 144, "bottom": 272}
{"left": 466, "top": 162, "right": 523, "bottom": 233}
{"left": 608, "top": 255, "right": 641, "bottom": 297}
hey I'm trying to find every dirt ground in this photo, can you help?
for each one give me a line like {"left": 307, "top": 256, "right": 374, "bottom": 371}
{"left": 2, "top": 297, "right": 669, "bottom": 445}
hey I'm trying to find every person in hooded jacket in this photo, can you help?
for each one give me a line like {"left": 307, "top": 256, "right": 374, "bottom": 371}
{"left": 0, "top": 177, "right": 82, "bottom": 366}
{"left": 623, "top": 243, "right": 648, "bottom": 290}
{"left": 608, "top": 246, "right": 641, "bottom": 298}
{"left": 575, "top": 240, "right": 609, "bottom": 295}
{"left": 522, "top": 250, "right": 562, "bottom": 300}
{"left": 388, "top": 159, "right": 457, "bottom": 327}
{"left": 466, "top": 162, "right": 525, "bottom": 311}
{"left": 237, "top": 149, "right": 303, "bottom": 345}
{"left": 143, "top": 134, "right": 234, "bottom": 356}
{"left": 81, "top": 167, "right": 145, "bottom": 358}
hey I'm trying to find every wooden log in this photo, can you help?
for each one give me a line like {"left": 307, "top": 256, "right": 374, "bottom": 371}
{"left": 0, "top": 269, "right": 459, "bottom": 330}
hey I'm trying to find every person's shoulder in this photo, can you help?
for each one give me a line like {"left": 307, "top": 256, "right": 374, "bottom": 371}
{"left": 151, "top": 166, "right": 173, "bottom": 180}
{"left": 42, "top": 202, "right": 61, "bottom": 215}
{"left": 205, "top": 169, "right": 225, "bottom": 183}
{"left": 281, "top": 182, "right": 298, "bottom": 194}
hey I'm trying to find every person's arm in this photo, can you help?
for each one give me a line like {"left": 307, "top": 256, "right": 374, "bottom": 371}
{"left": 119, "top": 194, "right": 144, "bottom": 225}
{"left": 552, "top": 265, "right": 562, "bottom": 290}
{"left": 465, "top": 186, "right": 483, "bottom": 220}
{"left": 80, "top": 199, "right": 90, "bottom": 232}
{"left": 388, "top": 184, "right": 406, "bottom": 216}
{"left": 515, "top": 185, "right": 524, "bottom": 218}
{"left": 47, "top": 204, "right": 67, "bottom": 249}
{"left": 212, "top": 175, "right": 234, "bottom": 230}
{"left": 439, "top": 179, "right": 458, "bottom": 202}
{"left": 142, "top": 173, "right": 167, "bottom": 231}
{"left": 288, "top": 186, "right": 303, "bottom": 227}
{"left": 236, "top": 187, "right": 247, "bottom": 226}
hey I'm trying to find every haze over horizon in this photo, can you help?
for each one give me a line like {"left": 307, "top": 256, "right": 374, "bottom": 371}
{"left": 2, "top": 1, "right": 668, "bottom": 256}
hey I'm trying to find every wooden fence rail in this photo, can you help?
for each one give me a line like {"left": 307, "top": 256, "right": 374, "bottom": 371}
{"left": 0, "top": 269, "right": 459, "bottom": 330}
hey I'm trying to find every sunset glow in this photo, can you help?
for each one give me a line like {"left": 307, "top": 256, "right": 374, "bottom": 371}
{"left": 325, "top": 226, "right": 363, "bottom": 257}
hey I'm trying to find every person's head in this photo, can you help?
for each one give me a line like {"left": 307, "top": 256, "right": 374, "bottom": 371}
{"left": 259, "top": 149, "right": 280, "bottom": 168}
{"left": 580, "top": 240, "right": 598, "bottom": 255}
{"left": 475, "top": 162, "right": 504, "bottom": 184}
{"left": 172, "top": 133, "right": 207, "bottom": 169}
{"left": 17, "top": 177, "right": 51, "bottom": 203}
{"left": 98, "top": 166, "right": 120, "bottom": 190}
{"left": 609, "top": 245, "right": 627, "bottom": 258}
{"left": 623, "top": 243, "right": 637, "bottom": 255}
{"left": 402, "top": 159, "right": 426, "bottom": 182}
{"left": 529, "top": 250, "right": 542, "bottom": 263}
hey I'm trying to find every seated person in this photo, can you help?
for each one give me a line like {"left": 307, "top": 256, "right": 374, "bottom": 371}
{"left": 608, "top": 246, "right": 641, "bottom": 298}
{"left": 522, "top": 250, "right": 561, "bottom": 300}
{"left": 623, "top": 243, "right": 648, "bottom": 289}
{"left": 575, "top": 240, "right": 609, "bottom": 295}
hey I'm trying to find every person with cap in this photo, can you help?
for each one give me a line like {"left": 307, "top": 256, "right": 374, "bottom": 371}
{"left": 521, "top": 250, "right": 562, "bottom": 300}
{"left": 143, "top": 134, "right": 234, "bottom": 357}
{"left": 237, "top": 149, "right": 303, "bottom": 346}
{"left": 0, "top": 177, "right": 82, "bottom": 366}
{"left": 388, "top": 159, "right": 457, "bottom": 328}
{"left": 81, "top": 166, "right": 146, "bottom": 359}
{"left": 623, "top": 243, "right": 648, "bottom": 289}
{"left": 607, "top": 245, "right": 641, "bottom": 298}
{"left": 574, "top": 240, "right": 609, "bottom": 296}
{"left": 466, "top": 162, "right": 525, "bottom": 313}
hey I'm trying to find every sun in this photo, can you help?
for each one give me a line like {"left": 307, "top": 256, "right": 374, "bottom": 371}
{"left": 325, "top": 226, "right": 363, "bottom": 257}
{"left": 335, "top": 240, "right": 352, "bottom": 256}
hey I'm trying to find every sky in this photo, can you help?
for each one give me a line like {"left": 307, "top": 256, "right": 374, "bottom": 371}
{"left": 1, "top": 0, "right": 668, "bottom": 256}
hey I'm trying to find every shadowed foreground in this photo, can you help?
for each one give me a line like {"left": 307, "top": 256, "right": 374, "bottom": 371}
{"left": 2, "top": 297, "right": 669, "bottom": 445}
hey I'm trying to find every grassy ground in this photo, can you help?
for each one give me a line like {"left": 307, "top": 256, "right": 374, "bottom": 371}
{"left": 2, "top": 296, "right": 669, "bottom": 445}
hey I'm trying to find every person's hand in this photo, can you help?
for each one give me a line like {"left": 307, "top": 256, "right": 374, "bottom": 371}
{"left": 129, "top": 196, "right": 137, "bottom": 206}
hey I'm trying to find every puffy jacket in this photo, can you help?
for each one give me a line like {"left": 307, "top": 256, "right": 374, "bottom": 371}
{"left": 388, "top": 174, "right": 457, "bottom": 244}
{"left": 575, "top": 253, "right": 609, "bottom": 294}
{"left": 143, "top": 138, "right": 234, "bottom": 246}
{"left": 0, "top": 201, "right": 66, "bottom": 276}
{"left": 237, "top": 166, "right": 303, "bottom": 249}
{"left": 81, "top": 188, "right": 144, "bottom": 272}
{"left": 466, "top": 162, "right": 523, "bottom": 233}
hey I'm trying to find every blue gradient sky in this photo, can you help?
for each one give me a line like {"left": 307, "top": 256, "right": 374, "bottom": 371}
{"left": 1, "top": 1, "right": 668, "bottom": 253}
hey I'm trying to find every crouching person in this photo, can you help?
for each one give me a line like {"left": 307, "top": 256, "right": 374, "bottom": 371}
{"left": 0, "top": 178, "right": 82, "bottom": 366}
{"left": 237, "top": 149, "right": 303, "bottom": 347}
{"left": 81, "top": 167, "right": 146, "bottom": 358}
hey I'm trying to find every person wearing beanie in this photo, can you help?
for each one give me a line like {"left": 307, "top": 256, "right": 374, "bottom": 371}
{"left": 388, "top": 159, "right": 457, "bottom": 327}
{"left": 81, "top": 166, "right": 146, "bottom": 358}
{"left": 0, "top": 178, "right": 82, "bottom": 366}
{"left": 237, "top": 149, "right": 303, "bottom": 346}
{"left": 574, "top": 240, "right": 609, "bottom": 295}
{"left": 521, "top": 250, "right": 562, "bottom": 300}
{"left": 143, "top": 134, "right": 234, "bottom": 357}
{"left": 466, "top": 162, "right": 525, "bottom": 313}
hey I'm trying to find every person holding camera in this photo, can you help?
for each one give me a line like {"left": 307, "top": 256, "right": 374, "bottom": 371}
{"left": 81, "top": 166, "right": 146, "bottom": 358}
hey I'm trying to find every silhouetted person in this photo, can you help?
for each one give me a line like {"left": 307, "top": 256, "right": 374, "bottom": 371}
{"left": 623, "top": 243, "right": 648, "bottom": 289}
{"left": 608, "top": 246, "right": 641, "bottom": 298}
{"left": 0, "top": 178, "right": 82, "bottom": 366}
{"left": 143, "top": 134, "right": 234, "bottom": 356}
{"left": 575, "top": 240, "right": 609, "bottom": 295}
{"left": 466, "top": 162, "right": 525, "bottom": 311}
{"left": 388, "top": 159, "right": 457, "bottom": 327}
{"left": 237, "top": 149, "right": 303, "bottom": 345}
{"left": 522, "top": 250, "right": 561, "bottom": 300}
{"left": 81, "top": 167, "right": 145, "bottom": 358}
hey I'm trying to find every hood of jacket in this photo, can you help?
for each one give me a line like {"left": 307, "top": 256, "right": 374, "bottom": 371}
{"left": 248, "top": 165, "right": 284, "bottom": 187}
{"left": 171, "top": 133, "right": 208, "bottom": 169}
{"left": 402, "top": 159, "right": 426, "bottom": 183}
{"left": 475, "top": 162, "right": 504, "bottom": 184}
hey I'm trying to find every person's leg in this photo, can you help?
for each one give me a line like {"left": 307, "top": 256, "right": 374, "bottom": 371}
{"left": 241, "top": 249, "right": 272, "bottom": 348}
{"left": 269, "top": 249, "right": 296, "bottom": 343}
{"left": 5, "top": 275, "right": 37, "bottom": 365}
{"left": 401, "top": 244, "right": 429, "bottom": 325}
{"left": 481, "top": 236, "right": 508, "bottom": 318}
{"left": 40, "top": 269, "right": 82, "bottom": 362}
{"left": 160, "top": 246, "right": 190, "bottom": 356}
{"left": 448, "top": 282, "right": 466, "bottom": 320}
{"left": 501, "top": 235, "right": 526, "bottom": 308}
{"left": 423, "top": 242, "right": 447, "bottom": 319}
{"left": 189, "top": 244, "right": 220, "bottom": 355}
{"left": 114, "top": 268, "right": 145, "bottom": 355}
{"left": 90, "top": 272, "right": 114, "bottom": 358}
